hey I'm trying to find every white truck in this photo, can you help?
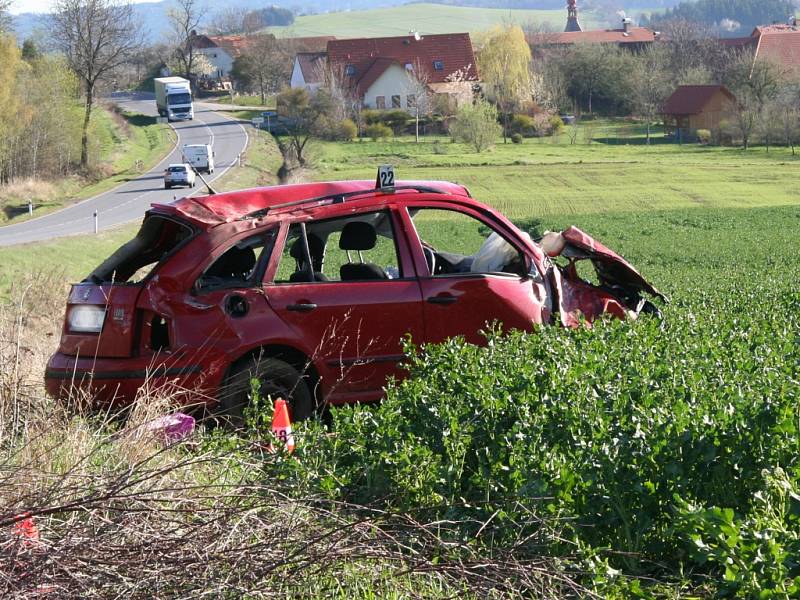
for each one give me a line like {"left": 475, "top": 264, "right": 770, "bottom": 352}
{"left": 154, "top": 77, "right": 193, "bottom": 122}
{"left": 182, "top": 144, "right": 215, "bottom": 174}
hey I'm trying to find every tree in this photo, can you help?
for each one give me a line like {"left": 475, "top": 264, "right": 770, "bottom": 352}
{"left": 477, "top": 25, "right": 531, "bottom": 142}
{"left": 0, "top": 0, "right": 11, "bottom": 33}
{"left": 632, "top": 45, "right": 672, "bottom": 144}
{"left": 648, "top": 0, "right": 795, "bottom": 37}
{"left": 208, "top": 7, "right": 249, "bottom": 35}
{"left": 404, "top": 59, "right": 433, "bottom": 143}
{"left": 776, "top": 83, "right": 800, "bottom": 155}
{"left": 167, "top": 0, "right": 204, "bottom": 82}
{"left": 21, "top": 39, "right": 40, "bottom": 62}
{"left": 274, "top": 87, "right": 329, "bottom": 175}
{"left": 556, "top": 44, "right": 628, "bottom": 115}
{"left": 231, "top": 34, "right": 289, "bottom": 104}
{"left": 449, "top": 99, "right": 502, "bottom": 153}
{"left": 49, "top": 0, "right": 142, "bottom": 168}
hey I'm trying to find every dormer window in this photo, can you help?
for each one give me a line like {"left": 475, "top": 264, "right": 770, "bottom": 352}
{"left": 345, "top": 64, "right": 356, "bottom": 76}
{"left": 433, "top": 60, "right": 444, "bottom": 71}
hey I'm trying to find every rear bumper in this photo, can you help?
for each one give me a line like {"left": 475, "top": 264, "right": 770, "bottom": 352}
{"left": 45, "top": 352, "right": 227, "bottom": 408}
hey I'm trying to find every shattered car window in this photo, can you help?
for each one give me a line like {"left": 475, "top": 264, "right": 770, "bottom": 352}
{"left": 86, "top": 216, "right": 194, "bottom": 284}
{"left": 196, "top": 230, "right": 277, "bottom": 291}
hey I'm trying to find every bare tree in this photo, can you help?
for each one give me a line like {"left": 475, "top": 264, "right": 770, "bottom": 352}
{"left": 208, "top": 7, "right": 247, "bottom": 35}
{"left": 325, "top": 61, "right": 363, "bottom": 134}
{"left": 633, "top": 45, "right": 672, "bottom": 144}
{"left": 404, "top": 59, "right": 433, "bottom": 143}
{"left": 777, "top": 84, "right": 800, "bottom": 154}
{"left": 49, "top": 0, "right": 143, "bottom": 168}
{"left": 0, "top": 0, "right": 12, "bottom": 32}
{"left": 231, "top": 34, "right": 289, "bottom": 104}
{"left": 167, "top": 0, "right": 204, "bottom": 82}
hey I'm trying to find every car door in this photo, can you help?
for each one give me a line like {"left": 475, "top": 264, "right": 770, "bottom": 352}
{"left": 264, "top": 207, "right": 424, "bottom": 404}
{"left": 401, "top": 203, "right": 547, "bottom": 345}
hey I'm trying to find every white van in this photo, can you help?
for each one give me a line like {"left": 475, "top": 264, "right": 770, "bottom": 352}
{"left": 182, "top": 144, "right": 215, "bottom": 174}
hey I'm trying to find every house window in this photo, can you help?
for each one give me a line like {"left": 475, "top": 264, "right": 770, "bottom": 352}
{"left": 405, "top": 63, "right": 413, "bottom": 71}
{"left": 391, "top": 95, "right": 401, "bottom": 108}
{"left": 407, "top": 94, "right": 416, "bottom": 108}
{"left": 433, "top": 60, "right": 444, "bottom": 71}
{"left": 376, "top": 96, "right": 386, "bottom": 109}
{"left": 345, "top": 64, "right": 356, "bottom": 76}
{"left": 211, "top": 53, "right": 217, "bottom": 58}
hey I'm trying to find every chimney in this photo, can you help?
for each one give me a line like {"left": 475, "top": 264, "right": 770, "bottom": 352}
{"left": 622, "top": 17, "right": 632, "bottom": 33}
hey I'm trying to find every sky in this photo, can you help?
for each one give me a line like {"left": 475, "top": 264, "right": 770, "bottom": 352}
{"left": 9, "top": 0, "right": 154, "bottom": 14}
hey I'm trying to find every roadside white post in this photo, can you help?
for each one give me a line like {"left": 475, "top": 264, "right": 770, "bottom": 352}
{"left": 93, "top": 210, "right": 98, "bottom": 234}
{"left": 27, "top": 200, "right": 32, "bottom": 216}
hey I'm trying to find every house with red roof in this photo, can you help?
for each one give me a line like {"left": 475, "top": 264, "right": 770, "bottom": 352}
{"left": 529, "top": 3, "right": 659, "bottom": 51}
{"left": 192, "top": 34, "right": 252, "bottom": 79}
{"left": 297, "top": 32, "right": 479, "bottom": 112}
{"left": 728, "top": 22, "right": 800, "bottom": 75}
{"left": 661, "top": 85, "right": 736, "bottom": 140}
{"left": 291, "top": 52, "right": 327, "bottom": 93}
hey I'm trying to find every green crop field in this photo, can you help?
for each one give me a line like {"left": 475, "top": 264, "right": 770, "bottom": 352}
{"left": 268, "top": 2, "right": 601, "bottom": 38}
{"left": 2, "top": 129, "right": 799, "bottom": 596}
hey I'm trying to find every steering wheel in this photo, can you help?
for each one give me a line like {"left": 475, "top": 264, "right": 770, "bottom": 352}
{"left": 422, "top": 245, "right": 436, "bottom": 276}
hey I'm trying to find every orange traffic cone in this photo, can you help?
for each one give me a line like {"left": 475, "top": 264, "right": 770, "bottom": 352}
{"left": 271, "top": 398, "right": 295, "bottom": 454}
{"left": 14, "top": 512, "right": 40, "bottom": 547}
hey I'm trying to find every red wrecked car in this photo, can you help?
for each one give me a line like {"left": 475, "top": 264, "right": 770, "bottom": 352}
{"left": 45, "top": 171, "right": 663, "bottom": 423}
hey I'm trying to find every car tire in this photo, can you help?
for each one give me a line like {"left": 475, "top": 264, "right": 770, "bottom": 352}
{"left": 217, "top": 356, "right": 314, "bottom": 429}
{"left": 164, "top": 183, "right": 170, "bottom": 189}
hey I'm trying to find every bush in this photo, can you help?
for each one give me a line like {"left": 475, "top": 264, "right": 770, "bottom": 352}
{"left": 335, "top": 118, "right": 357, "bottom": 141}
{"left": 382, "top": 110, "right": 410, "bottom": 135}
{"left": 549, "top": 115, "right": 564, "bottom": 134}
{"left": 697, "top": 129, "right": 712, "bottom": 144}
{"left": 365, "top": 123, "right": 392, "bottom": 141}
{"left": 510, "top": 114, "right": 535, "bottom": 137}
{"left": 361, "top": 109, "right": 383, "bottom": 125}
{"left": 449, "top": 100, "right": 502, "bottom": 153}
{"left": 510, "top": 132, "right": 523, "bottom": 144}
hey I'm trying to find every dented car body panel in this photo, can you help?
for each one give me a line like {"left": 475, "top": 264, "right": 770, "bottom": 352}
{"left": 45, "top": 179, "right": 662, "bottom": 409}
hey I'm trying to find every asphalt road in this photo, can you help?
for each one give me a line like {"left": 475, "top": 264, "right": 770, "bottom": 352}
{"left": 0, "top": 92, "right": 249, "bottom": 247}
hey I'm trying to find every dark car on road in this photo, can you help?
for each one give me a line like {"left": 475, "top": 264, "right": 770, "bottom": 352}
{"left": 45, "top": 172, "right": 662, "bottom": 424}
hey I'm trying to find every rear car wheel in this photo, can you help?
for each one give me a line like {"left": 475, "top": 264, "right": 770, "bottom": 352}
{"left": 217, "top": 356, "right": 314, "bottom": 429}
{"left": 164, "top": 183, "right": 171, "bottom": 189}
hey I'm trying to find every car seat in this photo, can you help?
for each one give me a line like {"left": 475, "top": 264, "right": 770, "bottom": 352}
{"left": 289, "top": 232, "right": 329, "bottom": 282}
{"left": 205, "top": 246, "right": 257, "bottom": 280}
{"left": 339, "top": 222, "right": 388, "bottom": 281}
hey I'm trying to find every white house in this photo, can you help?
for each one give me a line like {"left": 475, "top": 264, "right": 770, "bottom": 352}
{"left": 191, "top": 34, "right": 249, "bottom": 79}
{"left": 290, "top": 52, "right": 327, "bottom": 93}
{"left": 326, "top": 33, "right": 479, "bottom": 112}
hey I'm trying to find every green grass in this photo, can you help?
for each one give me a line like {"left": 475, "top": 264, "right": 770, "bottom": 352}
{"left": 2, "top": 122, "right": 800, "bottom": 597}
{"left": 213, "top": 94, "right": 275, "bottom": 108}
{"left": 310, "top": 126, "right": 800, "bottom": 219}
{"left": 268, "top": 2, "right": 601, "bottom": 38}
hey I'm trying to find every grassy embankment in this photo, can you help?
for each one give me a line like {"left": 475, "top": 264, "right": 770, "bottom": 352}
{"left": 1, "top": 128, "right": 799, "bottom": 596}
{"left": 266, "top": 2, "right": 600, "bottom": 37}
{"left": 0, "top": 106, "right": 175, "bottom": 225}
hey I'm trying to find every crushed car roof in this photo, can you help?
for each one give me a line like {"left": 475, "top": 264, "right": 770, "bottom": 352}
{"left": 151, "top": 180, "right": 471, "bottom": 226}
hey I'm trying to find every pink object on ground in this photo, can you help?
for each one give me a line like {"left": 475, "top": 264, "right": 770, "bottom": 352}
{"left": 145, "top": 413, "right": 195, "bottom": 444}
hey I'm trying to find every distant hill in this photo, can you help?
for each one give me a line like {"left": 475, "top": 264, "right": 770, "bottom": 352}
{"left": 266, "top": 3, "right": 602, "bottom": 38}
{"left": 642, "top": 0, "right": 797, "bottom": 35}
{"left": 11, "top": 0, "right": 408, "bottom": 43}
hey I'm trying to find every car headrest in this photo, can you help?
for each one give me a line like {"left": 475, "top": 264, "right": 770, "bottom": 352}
{"left": 207, "top": 246, "right": 256, "bottom": 278}
{"left": 290, "top": 232, "right": 325, "bottom": 261}
{"left": 339, "top": 222, "right": 377, "bottom": 251}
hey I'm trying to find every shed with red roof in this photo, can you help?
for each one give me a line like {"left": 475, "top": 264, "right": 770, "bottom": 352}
{"left": 661, "top": 85, "right": 736, "bottom": 140}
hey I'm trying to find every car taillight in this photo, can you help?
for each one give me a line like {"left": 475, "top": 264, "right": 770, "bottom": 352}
{"left": 68, "top": 305, "right": 106, "bottom": 333}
